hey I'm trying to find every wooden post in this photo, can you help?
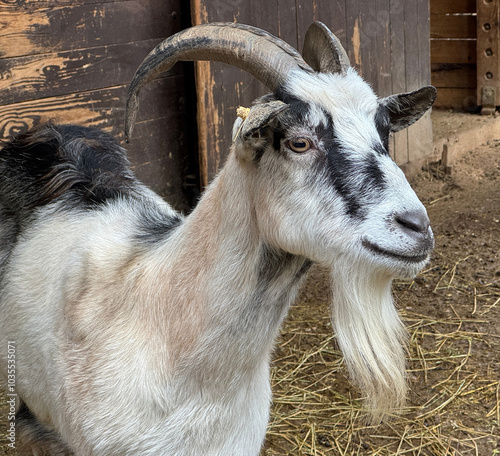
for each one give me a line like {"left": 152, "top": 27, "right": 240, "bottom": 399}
{"left": 477, "top": 0, "right": 500, "bottom": 114}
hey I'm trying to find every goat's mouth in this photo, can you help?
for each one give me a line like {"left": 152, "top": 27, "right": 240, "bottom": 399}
{"left": 362, "top": 239, "right": 430, "bottom": 264}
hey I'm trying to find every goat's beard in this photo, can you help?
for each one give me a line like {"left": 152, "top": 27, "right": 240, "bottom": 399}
{"left": 329, "top": 258, "right": 408, "bottom": 423}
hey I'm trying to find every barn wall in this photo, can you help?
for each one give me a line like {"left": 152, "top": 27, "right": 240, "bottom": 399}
{"left": 430, "top": 0, "right": 477, "bottom": 110}
{"left": 191, "top": 0, "right": 433, "bottom": 183}
{"left": 0, "top": 0, "right": 197, "bottom": 211}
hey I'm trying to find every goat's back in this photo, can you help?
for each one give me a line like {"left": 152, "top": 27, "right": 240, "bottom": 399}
{"left": 0, "top": 123, "right": 138, "bottom": 214}
{"left": 0, "top": 122, "right": 184, "bottom": 292}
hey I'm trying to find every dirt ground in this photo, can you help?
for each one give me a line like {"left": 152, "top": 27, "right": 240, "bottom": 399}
{"left": 1, "top": 113, "right": 499, "bottom": 455}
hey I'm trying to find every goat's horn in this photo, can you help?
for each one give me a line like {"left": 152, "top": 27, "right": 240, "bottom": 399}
{"left": 302, "top": 22, "right": 350, "bottom": 75}
{"left": 125, "top": 22, "right": 313, "bottom": 140}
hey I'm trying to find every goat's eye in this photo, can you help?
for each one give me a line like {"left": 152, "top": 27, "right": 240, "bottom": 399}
{"left": 287, "top": 138, "right": 311, "bottom": 153}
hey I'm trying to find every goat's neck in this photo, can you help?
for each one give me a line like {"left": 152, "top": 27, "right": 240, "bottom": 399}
{"left": 151, "top": 154, "right": 310, "bottom": 379}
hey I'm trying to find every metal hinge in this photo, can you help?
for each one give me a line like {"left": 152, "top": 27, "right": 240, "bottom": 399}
{"left": 480, "top": 86, "right": 496, "bottom": 115}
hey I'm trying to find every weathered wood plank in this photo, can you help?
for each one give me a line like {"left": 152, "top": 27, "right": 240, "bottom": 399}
{"left": 430, "top": 14, "right": 476, "bottom": 39}
{"left": 0, "top": 76, "right": 188, "bottom": 138}
{"left": 405, "top": 0, "right": 422, "bottom": 165}
{"left": 430, "top": 0, "right": 475, "bottom": 15}
{"left": 434, "top": 87, "right": 477, "bottom": 110}
{"left": 431, "top": 63, "right": 476, "bottom": 88}
{"left": 418, "top": 0, "right": 431, "bottom": 86}
{"left": 389, "top": 0, "right": 407, "bottom": 164}
{"left": 375, "top": 0, "right": 391, "bottom": 97}
{"left": 431, "top": 39, "right": 476, "bottom": 64}
{"left": 0, "top": 39, "right": 183, "bottom": 105}
{"left": 476, "top": 0, "right": 500, "bottom": 109}
{"left": 345, "top": 0, "right": 361, "bottom": 71}
{"left": 129, "top": 117, "right": 192, "bottom": 211}
{"left": 0, "top": 0, "right": 182, "bottom": 58}
{"left": 359, "top": 1, "right": 378, "bottom": 86}
{"left": 277, "top": 0, "right": 298, "bottom": 50}
{"left": 0, "top": 0, "right": 118, "bottom": 9}
{"left": 407, "top": 0, "right": 433, "bottom": 165}
{"left": 404, "top": 0, "right": 420, "bottom": 90}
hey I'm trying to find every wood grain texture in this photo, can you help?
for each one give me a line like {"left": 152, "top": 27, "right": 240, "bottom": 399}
{"left": 389, "top": 0, "right": 407, "bottom": 164}
{"left": 431, "top": 39, "right": 476, "bottom": 64}
{"left": 191, "top": 0, "right": 280, "bottom": 182}
{"left": 434, "top": 87, "right": 477, "bottom": 110}
{"left": 0, "top": 39, "right": 182, "bottom": 105}
{"left": 430, "top": 14, "right": 476, "bottom": 39}
{"left": 430, "top": 0, "right": 475, "bottom": 15}
{"left": 432, "top": 63, "right": 476, "bottom": 88}
{"left": 407, "top": 0, "right": 433, "bottom": 165}
{"left": 0, "top": 0, "right": 119, "bottom": 9}
{"left": 0, "top": 0, "right": 182, "bottom": 58}
{"left": 428, "top": 0, "right": 480, "bottom": 110}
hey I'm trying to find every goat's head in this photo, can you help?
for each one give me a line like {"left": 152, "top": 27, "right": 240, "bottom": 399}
{"left": 125, "top": 22, "right": 437, "bottom": 421}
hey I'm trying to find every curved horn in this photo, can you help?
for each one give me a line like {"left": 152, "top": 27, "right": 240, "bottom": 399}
{"left": 125, "top": 22, "right": 313, "bottom": 140}
{"left": 302, "top": 21, "right": 350, "bottom": 75}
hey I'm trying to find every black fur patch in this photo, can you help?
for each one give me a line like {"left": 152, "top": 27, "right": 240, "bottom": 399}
{"left": 324, "top": 141, "right": 364, "bottom": 216}
{"left": 308, "top": 112, "right": 363, "bottom": 216}
{"left": 318, "top": 112, "right": 386, "bottom": 217}
{"left": 0, "top": 122, "right": 139, "bottom": 215}
{"left": 274, "top": 89, "right": 311, "bottom": 126}
{"left": 250, "top": 245, "right": 312, "bottom": 327}
{"left": 134, "top": 206, "right": 183, "bottom": 245}
{"left": 258, "top": 245, "right": 312, "bottom": 284}
{"left": 271, "top": 89, "right": 313, "bottom": 158}
{"left": 374, "top": 104, "right": 391, "bottom": 153}
{"left": 362, "top": 153, "right": 386, "bottom": 189}
{"left": 272, "top": 128, "right": 284, "bottom": 153}
{"left": 16, "top": 401, "right": 71, "bottom": 455}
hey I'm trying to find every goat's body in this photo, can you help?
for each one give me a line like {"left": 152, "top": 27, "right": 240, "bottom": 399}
{"left": 0, "top": 124, "right": 309, "bottom": 455}
{"left": 1, "top": 21, "right": 437, "bottom": 454}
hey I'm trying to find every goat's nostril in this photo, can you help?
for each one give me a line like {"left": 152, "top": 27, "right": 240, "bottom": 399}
{"left": 395, "top": 210, "right": 430, "bottom": 234}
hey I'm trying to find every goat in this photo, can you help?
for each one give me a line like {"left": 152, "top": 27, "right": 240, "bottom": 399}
{"left": 0, "top": 22, "right": 436, "bottom": 456}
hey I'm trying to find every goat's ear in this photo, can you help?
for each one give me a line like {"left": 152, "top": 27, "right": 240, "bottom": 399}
{"left": 381, "top": 86, "right": 437, "bottom": 132}
{"left": 233, "top": 100, "right": 288, "bottom": 161}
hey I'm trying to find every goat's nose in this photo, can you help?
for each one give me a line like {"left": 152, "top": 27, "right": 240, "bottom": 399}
{"left": 395, "top": 210, "right": 430, "bottom": 237}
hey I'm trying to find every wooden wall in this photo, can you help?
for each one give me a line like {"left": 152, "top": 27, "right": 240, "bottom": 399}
{"left": 191, "top": 0, "right": 433, "bottom": 184}
{"left": 0, "top": 0, "right": 197, "bottom": 211}
{"left": 430, "top": 0, "right": 477, "bottom": 110}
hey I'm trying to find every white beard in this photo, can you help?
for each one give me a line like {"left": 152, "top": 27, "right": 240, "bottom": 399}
{"left": 329, "top": 258, "right": 408, "bottom": 422}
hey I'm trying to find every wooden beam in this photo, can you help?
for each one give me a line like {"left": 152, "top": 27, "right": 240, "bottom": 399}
{"left": 476, "top": 0, "right": 500, "bottom": 112}
{"left": 431, "top": 63, "right": 476, "bottom": 88}
{"left": 434, "top": 87, "right": 477, "bottom": 110}
{"left": 430, "top": 0, "right": 476, "bottom": 15}
{"left": 430, "top": 14, "right": 476, "bottom": 39}
{"left": 431, "top": 39, "right": 476, "bottom": 64}
{"left": 389, "top": 0, "right": 408, "bottom": 164}
{"left": 0, "top": 40, "right": 181, "bottom": 105}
